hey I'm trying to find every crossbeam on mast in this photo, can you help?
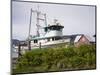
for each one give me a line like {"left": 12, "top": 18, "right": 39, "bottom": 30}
{"left": 28, "top": 6, "right": 47, "bottom": 38}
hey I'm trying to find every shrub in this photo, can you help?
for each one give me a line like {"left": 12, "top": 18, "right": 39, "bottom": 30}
{"left": 13, "top": 44, "right": 96, "bottom": 74}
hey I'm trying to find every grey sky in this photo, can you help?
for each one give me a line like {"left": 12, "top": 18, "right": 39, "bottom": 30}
{"left": 12, "top": 1, "right": 96, "bottom": 40}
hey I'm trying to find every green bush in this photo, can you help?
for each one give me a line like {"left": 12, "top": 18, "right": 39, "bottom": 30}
{"left": 13, "top": 44, "right": 96, "bottom": 74}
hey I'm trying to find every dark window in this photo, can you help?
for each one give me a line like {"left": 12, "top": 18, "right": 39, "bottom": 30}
{"left": 52, "top": 37, "right": 55, "bottom": 41}
{"left": 34, "top": 40, "right": 38, "bottom": 43}
{"left": 47, "top": 38, "right": 50, "bottom": 41}
{"left": 55, "top": 37, "right": 61, "bottom": 40}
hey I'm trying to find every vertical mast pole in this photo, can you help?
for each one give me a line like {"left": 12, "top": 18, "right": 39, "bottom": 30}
{"left": 28, "top": 8, "right": 32, "bottom": 51}
{"left": 28, "top": 8, "right": 32, "bottom": 39}
{"left": 44, "top": 14, "right": 47, "bottom": 27}
{"left": 36, "top": 5, "right": 40, "bottom": 37}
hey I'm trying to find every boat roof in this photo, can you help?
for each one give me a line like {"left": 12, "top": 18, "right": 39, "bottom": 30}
{"left": 31, "top": 35, "right": 63, "bottom": 40}
{"left": 44, "top": 25, "right": 64, "bottom": 29}
{"left": 74, "top": 35, "right": 82, "bottom": 42}
{"left": 30, "top": 34, "right": 82, "bottom": 40}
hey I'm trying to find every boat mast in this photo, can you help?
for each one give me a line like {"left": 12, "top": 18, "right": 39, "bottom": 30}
{"left": 28, "top": 6, "right": 47, "bottom": 38}
{"left": 28, "top": 8, "right": 32, "bottom": 39}
{"left": 44, "top": 13, "right": 47, "bottom": 27}
{"left": 36, "top": 5, "right": 40, "bottom": 37}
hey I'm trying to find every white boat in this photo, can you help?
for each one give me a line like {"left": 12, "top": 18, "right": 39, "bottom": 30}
{"left": 28, "top": 8, "right": 70, "bottom": 49}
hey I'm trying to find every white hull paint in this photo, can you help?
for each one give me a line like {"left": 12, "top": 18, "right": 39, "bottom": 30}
{"left": 31, "top": 39, "right": 70, "bottom": 49}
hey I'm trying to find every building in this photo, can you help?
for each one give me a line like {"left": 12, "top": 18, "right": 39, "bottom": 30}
{"left": 60, "top": 34, "right": 94, "bottom": 47}
{"left": 73, "top": 34, "right": 90, "bottom": 47}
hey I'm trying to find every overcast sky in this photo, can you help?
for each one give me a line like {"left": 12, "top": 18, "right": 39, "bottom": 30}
{"left": 12, "top": 1, "right": 96, "bottom": 40}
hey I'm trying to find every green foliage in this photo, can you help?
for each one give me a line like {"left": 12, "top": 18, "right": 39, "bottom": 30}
{"left": 13, "top": 44, "right": 96, "bottom": 74}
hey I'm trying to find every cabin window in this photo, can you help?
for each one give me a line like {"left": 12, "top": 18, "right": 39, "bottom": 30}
{"left": 47, "top": 38, "right": 50, "bottom": 41}
{"left": 52, "top": 37, "right": 55, "bottom": 41}
{"left": 55, "top": 37, "right": 61, "bottom": 40}
{"left": 34, "top": 40, "right": 38, "bottom": 43}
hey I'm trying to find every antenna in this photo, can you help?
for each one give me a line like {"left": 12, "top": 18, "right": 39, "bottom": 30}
{"left": 54, "top": 19, "right": 58, "bottom": 24}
